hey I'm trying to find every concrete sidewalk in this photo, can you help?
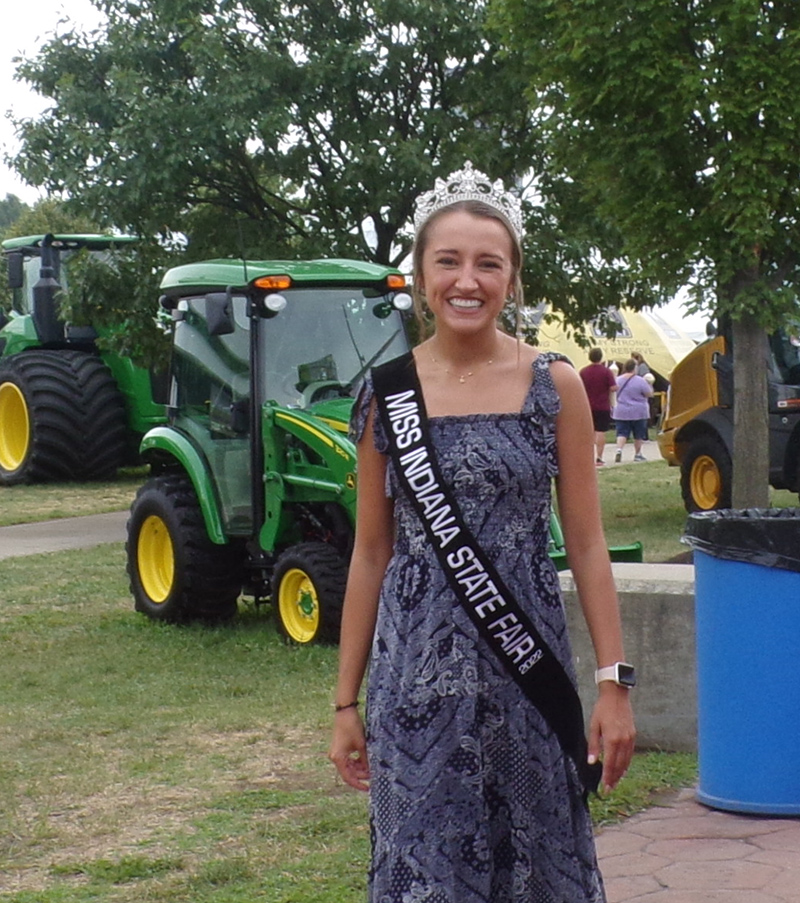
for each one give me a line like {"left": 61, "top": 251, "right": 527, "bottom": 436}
{"left": 0, "top": 509, "right": 127, "bottom": 560}
{"left": 598, "top": 787, "right": 800, "bottom": 902}
{"left": 598, "top": 438, "right": 660, "bottom": 467}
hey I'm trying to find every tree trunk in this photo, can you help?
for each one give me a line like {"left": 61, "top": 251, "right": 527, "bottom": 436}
{"left": 731, "top": 313, "right": 770, "bottom": 509}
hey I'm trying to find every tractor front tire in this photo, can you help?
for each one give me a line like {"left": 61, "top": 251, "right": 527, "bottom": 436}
{"left": 127, "top": 474, "right": 242, "bottom": 623}
{"left": 0, "top": 350, "right": 126, "bottom": 485}
{"left": 681, "top": 436, "right": 733, "bottom": 512}
{"left": 272, "top": 542, "right": 347, "bottom": 644}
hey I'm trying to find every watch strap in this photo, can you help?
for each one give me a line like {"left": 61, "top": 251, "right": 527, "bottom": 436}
{"left": 595, "top": 662, "right": 636, "bottom": 687}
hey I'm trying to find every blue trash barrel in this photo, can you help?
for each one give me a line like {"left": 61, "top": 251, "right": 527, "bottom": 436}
{"left": 685, "top": 508, "right": 800, "bottom": 815}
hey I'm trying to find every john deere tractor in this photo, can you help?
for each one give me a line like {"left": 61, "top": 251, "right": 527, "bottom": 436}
{"left": 125, "top": 257, "right": 413, "bottom": 642}
{"left": 0, "top": 234, "right": 166, "bottom": 484}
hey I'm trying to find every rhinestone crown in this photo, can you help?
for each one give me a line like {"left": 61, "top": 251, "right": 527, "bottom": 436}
{"left": 413, "top": 161, "right": 524, "bottom": 240}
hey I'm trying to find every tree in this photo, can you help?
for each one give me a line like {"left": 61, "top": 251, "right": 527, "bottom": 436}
{"left": 11, "top": 0, "right": 656, "bottom": 335}
{"left": 493, "top": 0, "right": 800, "bottom": 507}
{"left": 2, "top": 198, "right": 97, "bottom": 240}
{"left": 0, "top": 194, "right": 29, "bottom": 236}
{"left": 12, "top": 0, "right": 535, "bottom": 266}
{"left": 59, "top": 240, "right": 175, "bottom": 369}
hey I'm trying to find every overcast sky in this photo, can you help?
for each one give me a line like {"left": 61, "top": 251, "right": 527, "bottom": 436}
{"left": 0, "top": 1, "right": 707, "bottom": 334}
{"left": 1, "top": 0, "right": 104, "bottom": 203}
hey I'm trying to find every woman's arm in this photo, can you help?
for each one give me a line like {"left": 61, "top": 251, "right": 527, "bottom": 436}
{"left": 329, "top": 401, "right": 395, "bottom": 791}
{"left": 550, "top": 361, "right": 636, "bottom": 791}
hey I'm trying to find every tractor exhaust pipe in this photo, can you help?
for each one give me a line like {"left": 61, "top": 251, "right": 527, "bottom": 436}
{"left": 32, "top": 233, "right": 64, "bottom": 345}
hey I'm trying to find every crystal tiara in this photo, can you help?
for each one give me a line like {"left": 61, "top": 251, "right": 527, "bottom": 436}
{"left": 413, "top": 161, "right": 524, "bottom": 240}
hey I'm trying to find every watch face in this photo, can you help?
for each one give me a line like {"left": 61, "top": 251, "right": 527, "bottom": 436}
{"left": 617, "top": 664, "right": 636, "bottom": 687}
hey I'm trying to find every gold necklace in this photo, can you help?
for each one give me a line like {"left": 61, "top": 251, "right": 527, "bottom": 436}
{"left": 428, "top": 344, "right": 496, "bottom": 384}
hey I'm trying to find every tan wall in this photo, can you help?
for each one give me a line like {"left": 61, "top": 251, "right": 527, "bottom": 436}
{"left": 562, "top": 563, "right": 697, "bottom": 752}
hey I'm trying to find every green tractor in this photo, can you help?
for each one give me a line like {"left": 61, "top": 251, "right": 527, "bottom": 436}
{"left": 0, "top": 234, "right": 166, "bottom": 484}
{"left": 126, "top": 257, "right": 412, "bottom": 641}
{"left": 126, "top": 256, "right": 642, "bottom": 644}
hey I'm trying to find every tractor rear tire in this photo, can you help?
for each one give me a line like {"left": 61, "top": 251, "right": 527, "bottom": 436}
{"left": 127, "top": 473, "right": 242, "bottom": 623}
{"left": 681, "top": 435, "right": 733, "bottom": 512}
{"left": 272, "top": 542, "right": 347, "bottom": 644}
{"left": 0, "top": 350, "right": 126, "bottom": 485}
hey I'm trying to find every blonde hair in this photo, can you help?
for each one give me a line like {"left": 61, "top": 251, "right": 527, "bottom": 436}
{"left": 410, "top": 200, "right": 524, "bottom": 338}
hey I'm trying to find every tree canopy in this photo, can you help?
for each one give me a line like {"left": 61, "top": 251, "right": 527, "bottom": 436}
{"left": 0, "top": 194, "right": 29, "bottom": 236}
{"left": 12, "top": 0, "right": 533, "bottom": 264}
{"left": 493, "top": 0, "right": 800, "bottom": 505}
{"left": 494, "top": 0, "right": 800, "bottom": 326}
{"left": 11, "top": 0, "right": 655, "bottom": 328}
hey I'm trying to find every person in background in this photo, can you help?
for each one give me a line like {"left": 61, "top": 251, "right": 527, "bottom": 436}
{"left": 329, "top": 162, "right": 635, "bottom": 903}
{"left": 630, "top": 351, "right": 657, "bottom": 422}
{"left": 579, "top": 347, "right": 617, "bottom": 466}
{"left": 612, "top": 358, "right": 653, "bottom": 463}
{"left": 631, "top": 351, "right": 651, "bottom": 379}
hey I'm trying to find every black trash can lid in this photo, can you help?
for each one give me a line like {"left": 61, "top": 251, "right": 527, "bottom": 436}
{"left": 683, "top": 507, "right": 800, "bottom": 573}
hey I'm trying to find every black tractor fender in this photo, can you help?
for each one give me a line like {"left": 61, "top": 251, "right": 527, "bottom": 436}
{"left": 673, "top": 407, "right": 733, "bottom": 463}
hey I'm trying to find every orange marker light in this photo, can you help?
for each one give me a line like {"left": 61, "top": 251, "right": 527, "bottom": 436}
{"left": 386, "top": 274, "right": 406, "bottom": 289}
{"left": 254, "top": 275, "right": 292, "bottom": 290}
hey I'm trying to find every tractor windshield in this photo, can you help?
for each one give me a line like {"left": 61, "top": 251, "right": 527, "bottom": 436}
{"left": 258, "top": 287, "right": 410, "bottom": 407}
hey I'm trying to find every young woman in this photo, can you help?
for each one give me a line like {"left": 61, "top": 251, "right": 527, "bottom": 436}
{"left": 329, "top": 164, "right": 635, "bottom": 903}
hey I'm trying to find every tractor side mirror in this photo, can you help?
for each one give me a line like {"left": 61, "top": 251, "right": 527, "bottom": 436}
{"left": 6, "top": 252, "right": 24, "bottom": 289}
{"left": 205, "top": 290, "right": 236, "bottom": 336}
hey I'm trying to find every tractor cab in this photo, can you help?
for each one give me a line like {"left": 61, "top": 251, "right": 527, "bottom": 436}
{"left": 2, "top": 233, "right": 139, "bottom": 344}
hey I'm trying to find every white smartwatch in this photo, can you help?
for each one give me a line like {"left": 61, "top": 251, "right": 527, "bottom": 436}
{"left": 595, "top": 662, "right": 636, "bottom": 688}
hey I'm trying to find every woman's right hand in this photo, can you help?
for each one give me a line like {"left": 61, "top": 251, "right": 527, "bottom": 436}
{"left": 329, "top": 709, "right": 371, "bottom": 792}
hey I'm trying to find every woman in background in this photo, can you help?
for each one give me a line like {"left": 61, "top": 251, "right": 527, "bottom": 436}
{"left": 612, "top": 358, "right": 653, "bottom": 463}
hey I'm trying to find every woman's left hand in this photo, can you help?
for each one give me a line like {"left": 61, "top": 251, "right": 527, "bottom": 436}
{"left": 587, "top": 684, "right": 636, "bottom": 794}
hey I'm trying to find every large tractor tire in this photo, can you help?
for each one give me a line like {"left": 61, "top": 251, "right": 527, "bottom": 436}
{"left": 0, "top": 350, "right": 126, "bottom": 485}
{"left": 681, "top": 436, "right": 733, "bottom": 512}
{"left": 272, "top": 542, "right": 348, "bottom": 644}
{"left": 127, "top": 474, "right": 242, "bottom": 623}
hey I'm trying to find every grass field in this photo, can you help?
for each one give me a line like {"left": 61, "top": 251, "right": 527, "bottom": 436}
{"left": 0, "top": 469, "right": 145, "bottom": 527}
{"left": 597, "top": 458, "right": 797, "bottom": 563}
{"left": 0, "top": 539, "right": 698, "bottom": 902}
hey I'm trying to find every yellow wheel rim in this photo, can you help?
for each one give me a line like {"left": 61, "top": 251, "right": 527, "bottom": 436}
{"left": 137, "top": 515, "right": 175, "bottom": 603}
{"left": 278, "top": 568, "right": 320, "bottom": 643}
{"left": 0, "top": 382, "right": 31, "bottom": 473}
{"left": 690, "top": 454, "right": 722, "bottom": 510}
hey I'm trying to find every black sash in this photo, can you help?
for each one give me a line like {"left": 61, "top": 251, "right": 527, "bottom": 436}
{"left": 371, "top": 352, "right": 602, "bottom": 797}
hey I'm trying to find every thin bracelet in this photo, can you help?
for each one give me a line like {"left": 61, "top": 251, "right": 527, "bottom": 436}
{"left": 333, "top": 700, "right": 359, "bottom": 712}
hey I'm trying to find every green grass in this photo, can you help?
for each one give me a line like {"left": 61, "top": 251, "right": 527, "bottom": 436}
{"left": 597, "top": 458, "right": 797, "bottom": 563}
{"left": 0, "top": 544, "right": 697, "bottom": 902}
{"left": 590, "top": 750, "right": 697, "bottom": 826}
{"left": 0, "top": 468, "right": 146, "bottom": 527}
{"left": 598, "top": 460, "right": 689, "bottom": 563}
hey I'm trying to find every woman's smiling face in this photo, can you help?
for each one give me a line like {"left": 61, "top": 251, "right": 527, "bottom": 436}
{"left": 418, "top": 208, "right": 515, "bottom": 335}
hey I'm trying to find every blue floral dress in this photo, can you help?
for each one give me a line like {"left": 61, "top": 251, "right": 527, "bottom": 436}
{"left": 352, "top": 353, "right": 605, "bottom": 903}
